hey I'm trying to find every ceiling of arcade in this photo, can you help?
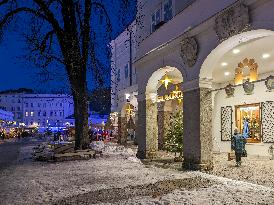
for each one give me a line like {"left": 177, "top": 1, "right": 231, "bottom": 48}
{"left": 212, "top": 35, "right": 274, "bottom": 84}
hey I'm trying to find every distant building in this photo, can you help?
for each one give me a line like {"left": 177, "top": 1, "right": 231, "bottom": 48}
{"left": 0, "top": 109, "right": 14, "bottom": 122}
{"left": 65, "top": 113, "right": 108, "bottom": 128}
{"left": 0, "top": 93, "right": 73, "bottom": 127}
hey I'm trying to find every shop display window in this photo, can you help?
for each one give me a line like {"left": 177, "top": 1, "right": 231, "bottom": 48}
{"left": 235, "top": 103, "right": 261, "bottom": 143}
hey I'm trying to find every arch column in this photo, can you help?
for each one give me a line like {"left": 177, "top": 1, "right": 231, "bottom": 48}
{"left": 182, "top": 79, "right": 213, "bottom": 171}
{"left": 136, "top": 93, "right": 158, "bottom": 159}
{"left": 146, "top": 96, "right": 158, "bottom": 158}
{"left": 118, "top": 113, "right": 127, "bottom": 145}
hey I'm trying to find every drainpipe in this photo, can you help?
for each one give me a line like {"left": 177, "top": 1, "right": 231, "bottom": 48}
{"left": 129, "top": 29, "right": 133, "bottom": 87}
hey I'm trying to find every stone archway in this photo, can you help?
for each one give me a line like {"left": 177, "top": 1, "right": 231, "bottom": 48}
{"left": 199, "top": 29, "right": 274, "bottom": 163}
{"left": 200, "top": 29, "right": 274, "bottom": 80}
{"left": 145, "top": 66, "right": 184, "bottom": 158}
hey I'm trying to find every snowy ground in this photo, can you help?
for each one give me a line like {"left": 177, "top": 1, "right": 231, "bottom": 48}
{"left": 0, "top": 142, "right": 273, "bottom": 205}
{"left": 209, "top": 153, "right": 274, "bottom": 188}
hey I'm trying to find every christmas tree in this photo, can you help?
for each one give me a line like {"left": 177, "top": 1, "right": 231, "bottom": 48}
{"left": 164, "top": 110, "right": 183, "bottom": 157}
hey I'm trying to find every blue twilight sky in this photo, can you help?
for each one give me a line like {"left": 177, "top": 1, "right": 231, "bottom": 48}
{"left": 0, "top": 1, "right": 136, "bottom": 93}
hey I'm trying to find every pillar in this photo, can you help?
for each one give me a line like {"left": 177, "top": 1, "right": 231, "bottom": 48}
{"left": 136, "top": 94, "right": 158, "bottom": 159}
{"left": 136, "top": 97, "right": 146, "bottom": 158}
{"left": 118, "top": 115, "right": 127, "bottom": 145}
{"left": 183, "top": 87, "right": 213, "bottom": 171}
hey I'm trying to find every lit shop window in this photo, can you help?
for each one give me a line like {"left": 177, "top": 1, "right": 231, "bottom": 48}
{"left": 25, "top": 112, "right": 29, "bottom": 117}
{"left": 30, "top": 112, "right": 34, "bottom": 117}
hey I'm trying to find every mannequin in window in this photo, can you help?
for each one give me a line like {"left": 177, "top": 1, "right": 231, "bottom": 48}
{"left": 242, "top": 116, "right": 249, "bottom": 139}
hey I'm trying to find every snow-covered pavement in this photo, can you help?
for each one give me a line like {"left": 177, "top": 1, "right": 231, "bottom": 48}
{"left": 0, "top": 142, "right": 273, "bottom": 205}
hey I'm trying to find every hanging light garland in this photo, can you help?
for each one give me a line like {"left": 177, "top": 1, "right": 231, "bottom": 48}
{"left": 172, "top": 85, "right": 183, "bottom": 104}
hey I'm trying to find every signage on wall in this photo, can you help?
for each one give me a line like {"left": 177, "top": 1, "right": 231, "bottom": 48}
{"left": 157, "top": 89, "right": 183, "bottom": 103}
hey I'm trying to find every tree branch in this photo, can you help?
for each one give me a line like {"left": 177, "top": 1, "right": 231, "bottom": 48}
{"left": 33, "top": 0, "right": 63, "bottom": 36}
{"left": 39, "top": 30, "right": 55, "bottom": 53}
{"left": 91, "top": 2, "right": 112, "bottom": 33}
{"left": 0, "top": 7, "right": 49, "bottom": 29}
{"left": 0, "top": 0, "right": 9, "bottom": 7}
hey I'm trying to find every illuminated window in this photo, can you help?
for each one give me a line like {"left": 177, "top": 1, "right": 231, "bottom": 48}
{"left": 25, "top": 112, "right": 28, "bottom": 117}
{"left": 30, "top": 112, "right": 34, "bottom": 117}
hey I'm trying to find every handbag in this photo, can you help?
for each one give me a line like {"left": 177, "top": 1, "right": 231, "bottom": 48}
{"left": 242, "top": 149, "right": 247, "bottom": 157}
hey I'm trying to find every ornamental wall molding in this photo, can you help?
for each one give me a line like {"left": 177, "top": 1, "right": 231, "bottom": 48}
{"left": 215, "top": 2, "right": 250, "bottom": 42}
{"left": 180, "top": 37, "right": 198, "bottom": 68}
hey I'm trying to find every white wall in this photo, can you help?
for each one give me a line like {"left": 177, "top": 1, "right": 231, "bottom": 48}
{"left": 213, "top": 72, "right": 274, "bottom": 156}
{"left": 110, "top": 21, "right": 138, "bottom": 113}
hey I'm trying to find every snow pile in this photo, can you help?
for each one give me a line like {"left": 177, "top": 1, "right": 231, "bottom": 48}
{"left": 90, "top": 141, "right": 105, "bottom": 152}
{"left": 103, "top": 143, "right": 136, "bottom": 157}
{"left": 89, "top": 141, "right": 140, "bottom": 163}
{"left": 32, "top": 143, "right": 54, "bottom": 161}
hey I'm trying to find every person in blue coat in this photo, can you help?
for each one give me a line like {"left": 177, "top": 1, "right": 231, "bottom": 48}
{"left": 231, "top": 128, "right": 247, "bottom": 167}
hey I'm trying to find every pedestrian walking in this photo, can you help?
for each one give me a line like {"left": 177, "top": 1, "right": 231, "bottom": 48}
{"left": 231, "top": 128, "right": 246, "bottom": 167}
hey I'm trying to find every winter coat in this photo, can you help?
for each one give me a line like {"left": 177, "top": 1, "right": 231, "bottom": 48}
{"left": 231, "top": 134, "right": 246, "bottom": 154}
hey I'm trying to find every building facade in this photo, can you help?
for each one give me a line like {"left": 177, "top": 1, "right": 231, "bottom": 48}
{"left": 110, "top": 21, "right": 138, "bottom": 139}
{"left": 0, "top": 109, "right": 13, "bottom": 122}
{"left": 129, "top": 0, "right": 274, "bottom": 170}
{"left": 0, "top": 93, "right": 73, "bottom": 127}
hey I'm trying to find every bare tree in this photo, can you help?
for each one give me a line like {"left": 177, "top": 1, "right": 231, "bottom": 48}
{"left": 0, "top": 0, "right": 135, "bottom": 149}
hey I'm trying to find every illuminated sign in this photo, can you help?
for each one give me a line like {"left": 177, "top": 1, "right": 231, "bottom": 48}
{"left": 157, "top": 87, "right": 183, "bottom": 103}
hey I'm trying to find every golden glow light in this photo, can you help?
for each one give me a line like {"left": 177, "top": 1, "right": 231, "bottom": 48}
{"left": 126, "top": 104, "right": 134, "bottom": 116}
{"left": 157, "top": 86, "right": 183, "bottom": 103}
{"left": 160, "top": 73, "right": 172, "bottom": 89}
